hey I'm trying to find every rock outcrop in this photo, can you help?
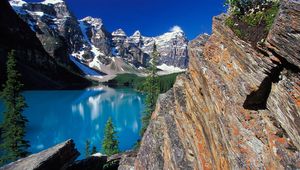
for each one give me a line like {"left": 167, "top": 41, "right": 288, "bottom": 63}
{"left": 266, "top": 0, "right": 300, "bottom": 69}
{"left": 135, "top": 0, "right": 300, "bottom": 169}
{"left": 0, "top": 142, "right": 136, "bottom": 170}
{"left": 66, "top": 155, "right": 107, "bottom": 170}
{"left": 0, "top": 140, "right": 79, "bottom": 170}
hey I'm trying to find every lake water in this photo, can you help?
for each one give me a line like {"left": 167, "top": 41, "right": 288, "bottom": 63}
{"left": 0, "top": 86, "right": 145, "bottom": 159}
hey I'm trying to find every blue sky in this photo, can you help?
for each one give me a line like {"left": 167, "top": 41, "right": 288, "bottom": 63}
{"left": 26, "top": 0, "right": 226, "bottom": 39}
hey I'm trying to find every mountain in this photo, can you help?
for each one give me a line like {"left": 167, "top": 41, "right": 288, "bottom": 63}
{"left": 9, "top": 0, "right": 189, "bottom": 79}
{"left": 0, "top": 0, "right": 91, "bottom": 90}
{"left": 3, "top": 0, "right": 300, "bottom": 169}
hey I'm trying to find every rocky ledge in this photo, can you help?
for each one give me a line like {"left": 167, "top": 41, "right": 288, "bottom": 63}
{"left": 0, "top": 140, "right": 79, "bottom": 170}
{"left": 135, "top": 0, "right": 300, "bottom": 169}
{"left": 0, "top": 139, "right": 137, "bottom": 170}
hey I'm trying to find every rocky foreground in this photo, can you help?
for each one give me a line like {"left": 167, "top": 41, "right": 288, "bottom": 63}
{"left": 1, "top": 0, "right": 299, "bottom": 169}
{"left": 135, "top": 0, "right": 300, "bottom": 169}
{"left": 0, "top": 140, "right": 136, "bottom": 170}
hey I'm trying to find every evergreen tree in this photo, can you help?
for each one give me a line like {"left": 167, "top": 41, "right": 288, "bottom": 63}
{"left": 91, "top": 146, "right": 97, "bottom": 155}
{"left": 102, "top": 118, "right": 119, "bottom": 156}
{"left": 0, "top": 50, "right": 29, "bottom": 164}
{"left": 140, "top": 43, "right": 160, "bottom": 136}
{"left": 85, "top": 140, "right": 91, "bottom": 158}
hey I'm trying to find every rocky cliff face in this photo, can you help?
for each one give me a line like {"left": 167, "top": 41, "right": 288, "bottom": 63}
{"left": 9, "top": 0, "right": 85, "bottom": 67}
{"left": 0, "top": 0, "right": 90, "bottom": 90}
{"left": 9, "top": 0, "right": 189, "bottom": 76}
{"left": 135, "top": 0, "right": 300, "bottom": 169}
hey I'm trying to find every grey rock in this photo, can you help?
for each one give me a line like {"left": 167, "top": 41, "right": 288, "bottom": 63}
{"left": 0, "top": 140, "right": 79, "bottom": 170}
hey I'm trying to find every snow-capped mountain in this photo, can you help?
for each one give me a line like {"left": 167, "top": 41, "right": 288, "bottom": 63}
{"left": 0, "top": 0, "right": 90, "bottom": 89}
{"left": 9, "top": 0, "right": 188, "bottom": 78}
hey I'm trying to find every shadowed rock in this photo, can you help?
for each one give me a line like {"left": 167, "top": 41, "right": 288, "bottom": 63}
{"left": 0, "top": 140, "right": 79, "bottom": 170}
{"left": 66, "top": 155, "right": 107, "bottom": 170}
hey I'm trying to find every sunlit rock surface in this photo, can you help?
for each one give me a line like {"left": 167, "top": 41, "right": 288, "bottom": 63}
{"left": 135, "top": 1, "right": 300, "bottom": 169}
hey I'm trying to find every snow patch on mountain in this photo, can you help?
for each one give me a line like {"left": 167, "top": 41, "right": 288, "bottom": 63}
{"left": 75, "top": 20, "right": 104, "bottom": 59}
{"left": 112, "top": 29, "right": 127, "bottom": 37}
{"left": 81, "top": 17, "right": 103, "bottom": 30}
{"left": 9, "top": 0, "right": 27, "bottom": 15}
{"left": 157, "top": 64, "right": 186, "bottom": 75}
{"left": 42, "top": 0, "right": 64, "bottom": 5}
{"left": 170, "top": 25, "right": 183, "bottom": 33}
{"left": 9, "top": 0, "right": 26, "bottom": 6}
{"left": 69, "top": 56, "right": 103, "bottom": 77}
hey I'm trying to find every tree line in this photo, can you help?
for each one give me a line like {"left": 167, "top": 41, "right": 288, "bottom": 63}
{"left": 0, "top": 50, "right": 29, "bottom": 165}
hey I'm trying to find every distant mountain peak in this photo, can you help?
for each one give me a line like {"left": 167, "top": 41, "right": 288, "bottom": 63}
{"left": 132, "top": 30, "right": 141, "bottom": 37}
{"left": 112, "top": 29, "right": 127, "bottom": 37}
{"left": 80, "top": 16, "right": 103, "bottom": 29}
{"left": 9, "top": 0, "right": 27, "bottom": 7}
{"left": 170, "top": 25, "right": 183, "bottom": 33}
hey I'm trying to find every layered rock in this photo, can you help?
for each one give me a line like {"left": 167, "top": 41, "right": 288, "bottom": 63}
{"left": 0, "top": 140, "right": 79, "bottom": 170}
{"left": 266, "top": 0, "right": 300, "bottom": 69}
{"left": 135, "top": 1, "right": 300, "bottom": 169}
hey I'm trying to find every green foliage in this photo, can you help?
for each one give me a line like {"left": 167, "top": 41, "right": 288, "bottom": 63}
{"left": 243, "top": 11, "right": 264, "bottom": 26}
{"left": 225, "top": 16, "right": 235, "bottom": 28}
{"left": 225, "top": 0, "right": 279, "bottom": 40}
{"left": 225, "top": 17, "right": 244, "bottom": 37}
{"left": 108, "top": 73, "right": 181, "bottom": 93}
{"left": 263, "top": 4, "right": 280, "bottom": 31}
{"left": 0, "top": 50, "right": 30, "bottom": 165}
{"left": 133, "top": 139, "right": 141, "bottom": 150}
{"left": 85, "top": 140, "right": 91, "bottom": 158}
{"left": 102, "top": 118, "right": 119, "bottom": 156}
{"left": 108, "top": 74, "right": 144, "bottom": 89}
{"left": 242, "top": 3, "right": 279, "bottom": 30}
{"left": 225, "top": 0, "right": 243, "bottom": 15}
{"left": 225, "top": 0, "right": 279, "bottom": 15}
{"left": 157, "top": 73, "right": 179, "bottom": 93}
{"left": 140, "top": 44, "right": 160, "bottom": 136}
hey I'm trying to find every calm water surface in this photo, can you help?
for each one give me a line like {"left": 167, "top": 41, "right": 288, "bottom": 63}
{"left": 0, "top": 86, "right": 145, "bottom": 159}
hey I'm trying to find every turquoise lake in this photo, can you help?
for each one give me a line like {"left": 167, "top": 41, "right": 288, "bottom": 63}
{"left": 0, "top": 86, "right": 145, "bottom": 159}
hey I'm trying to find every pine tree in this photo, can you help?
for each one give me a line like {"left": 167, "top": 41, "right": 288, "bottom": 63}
{"left": 85, "top": 140, "right": 91, "bottom": 158}
{"left": 0, "top": 50, "right": 30, "bottom": 165}
{"left": 140, "top": 43, "right": 160, "bottom": 136}
{"left": 91, "top": 146, "right": 97, "bottom": 155}
{"left": 102, "top": 118, "right": 119, "bottom": 156}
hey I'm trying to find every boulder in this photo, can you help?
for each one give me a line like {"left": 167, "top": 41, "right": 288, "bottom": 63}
{"left": 0, "top": 140, "right": 79, "bottom": 170}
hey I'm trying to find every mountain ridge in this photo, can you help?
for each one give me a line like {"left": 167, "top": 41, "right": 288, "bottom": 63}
{"left": 0, "top": 0, "right": 91, "bottom": 90}
{"left": 9, "top": 0, "right": 189, "bottom": 80}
